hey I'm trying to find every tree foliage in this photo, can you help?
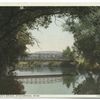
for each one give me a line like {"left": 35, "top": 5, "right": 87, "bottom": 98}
{"left": 63, "top": 46, "right": 74, "bottom": 60}
{"left": 0, "top": 7, "right": 99, "bottom": 77}
{"left": 0, "top": 6, "right": 100, "bottom": 94}
{"left": 73, "top": 73, "right": 100, "bottom": 94}
{"left": 62, "top": 7, "right": 100, "bottom": 66}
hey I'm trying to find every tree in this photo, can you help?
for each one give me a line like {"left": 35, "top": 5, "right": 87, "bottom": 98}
{"left": 0, "top": 7, "right": 98, "bottom": 77}
{"left": 0, "top": 6, "right": 100, "bottom": 94}
{"left": 73, "top": 73, "right": 100, "bottom": 94}
{"left": 63, "top": 46, "right": 74, "bottom": 60}
{"left": 62, "top": 7, "right": 100, "bottom": 67}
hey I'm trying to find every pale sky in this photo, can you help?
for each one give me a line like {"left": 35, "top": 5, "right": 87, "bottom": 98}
{"left": 26, "top": 16, "right": 74, "bottom": 53}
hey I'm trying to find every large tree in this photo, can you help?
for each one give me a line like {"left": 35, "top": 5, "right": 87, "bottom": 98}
{"left": 63, "top": 7, "right": 100, "bottom": 67}
{"left": 0, "top": 7, "right": 98, "bottom": 77}
{"left": 0, "top": 6, "right": 99, "bottom": 94}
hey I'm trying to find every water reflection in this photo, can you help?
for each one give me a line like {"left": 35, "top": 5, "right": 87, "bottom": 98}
{"left": 15, "top": 62, "right": 100, "bottom": 94}
{"left": 73, "top": 72, "right": 100, "bottom": 94}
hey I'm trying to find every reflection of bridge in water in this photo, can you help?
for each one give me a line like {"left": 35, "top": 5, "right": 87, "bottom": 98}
{"left": 15, "top": 74, "right": 67, "bottom": 84}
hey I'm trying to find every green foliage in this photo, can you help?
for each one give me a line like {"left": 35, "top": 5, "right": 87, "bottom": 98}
{"left": 0, "top": 6, "right": 99, "bottom": 94}
{"left": 63, "top": 7, "right": 100, "bottom": 67}
{"left": 63, "top": 46, "right": 74, "bottom": 60}
{"left": 0, "top": 6, "right": 100, "bottom": 77}
{"left": 0, "top": 76, "right": 25, "bottom": 94}
{"left": 73, "top": 73, "right": 100, "bottom": 94}
{"left": 0, "top": 7, "right": 54, "bottom": 77}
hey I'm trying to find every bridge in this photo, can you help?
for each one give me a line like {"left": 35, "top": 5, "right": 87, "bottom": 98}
{"left": 18, "top": 54, "right": 73, "bottom": 69}
{"left": 17, "top": 52, "right": 73, "bottom": 68}
{"left": 18, "top": 52, "right": 71, "bottom": 62}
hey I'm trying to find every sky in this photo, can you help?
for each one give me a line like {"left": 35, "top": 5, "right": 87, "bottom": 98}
{"left": 26, "top": 16, "right": 74, "bottom": 53}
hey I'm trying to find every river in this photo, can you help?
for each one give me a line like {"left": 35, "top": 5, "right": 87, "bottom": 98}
{"left": 15, "top": 64, "right": 100, "bottom": 95}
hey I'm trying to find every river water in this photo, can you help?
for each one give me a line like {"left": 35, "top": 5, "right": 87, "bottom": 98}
{"left": 15, "top": 64, "right": 100, "bottom": 95}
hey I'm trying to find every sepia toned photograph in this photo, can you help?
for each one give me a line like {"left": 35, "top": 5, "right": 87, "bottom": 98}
{"left": 0, "top": 5, "right": 100, "bottom": 97}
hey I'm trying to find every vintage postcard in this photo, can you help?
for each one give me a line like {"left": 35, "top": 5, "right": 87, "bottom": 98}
{"left": 0, "top": 0, "right": 100, "bottom": 99}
